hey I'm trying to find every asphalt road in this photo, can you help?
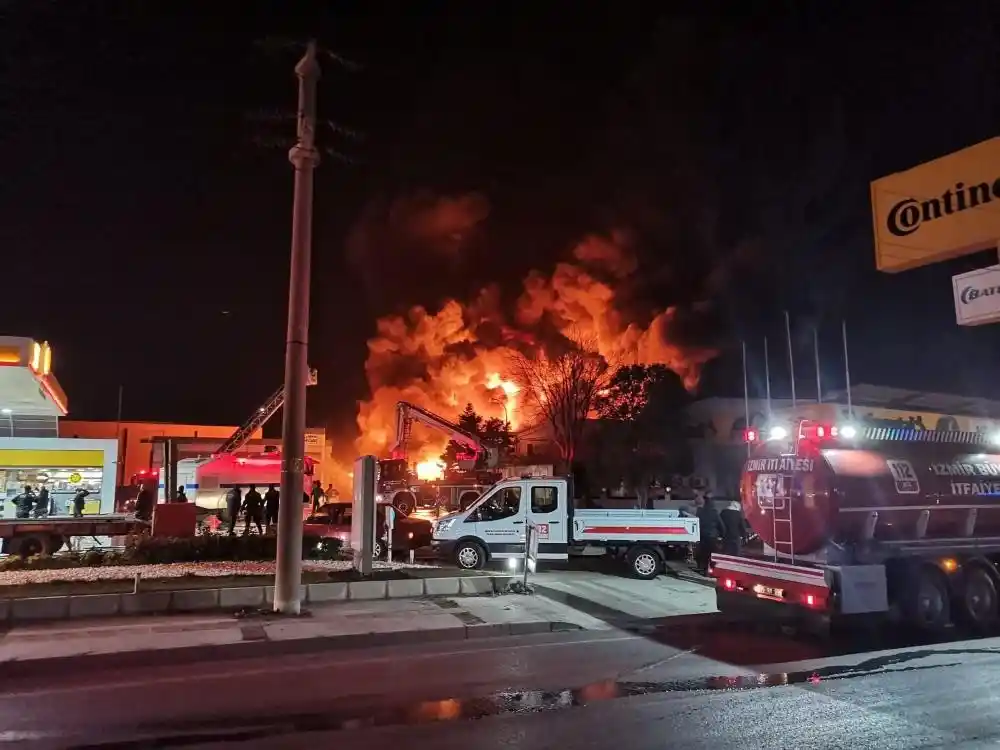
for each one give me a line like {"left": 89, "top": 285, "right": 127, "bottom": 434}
{"left": 6, "top": 618, "right": 1000, "bottom": 749}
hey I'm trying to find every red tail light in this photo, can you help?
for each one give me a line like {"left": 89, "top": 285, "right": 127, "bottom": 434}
{"left": 744, "top": 429, "right": 758, "bottom": 443}
{"left": 723, "top": 578, "right": 736, "bottom": 591}
{"left": 805, "top": 594, "right": 816, "bottom": 606}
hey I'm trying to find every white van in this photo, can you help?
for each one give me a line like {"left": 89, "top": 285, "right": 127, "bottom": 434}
{"left": 431, "top": 476, "right": 700, "bottom": 580}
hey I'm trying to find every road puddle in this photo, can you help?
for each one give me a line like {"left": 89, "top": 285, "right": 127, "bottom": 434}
{"left": 70, "top": 645, "right": 1000, "bottom": 747}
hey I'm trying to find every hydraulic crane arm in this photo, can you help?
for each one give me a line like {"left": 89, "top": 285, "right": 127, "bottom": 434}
{"left": 216, "top": 368, "right": 318, "bottom": 455}
{"left": 390, "top": 401, "right": 499, "bottom": 468}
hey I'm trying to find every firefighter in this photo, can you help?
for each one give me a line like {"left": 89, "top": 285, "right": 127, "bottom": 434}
{"left": 694, "top": 492, "right": 724, "bottom": 575}
{"left": 242, "top": 484, "right": 264, "bottom": 535}
{"left": 226, "top": 485, "right": 242, "bottom": 535}
{"left": 264, "top": 484, "right": 279, "bottom": 532}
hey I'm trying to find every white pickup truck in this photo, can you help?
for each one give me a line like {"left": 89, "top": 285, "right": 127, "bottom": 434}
{"left": 430, "top": 476, "right": 700, "bottom": 579}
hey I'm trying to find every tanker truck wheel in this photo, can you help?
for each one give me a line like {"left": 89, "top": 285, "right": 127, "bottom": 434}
{"left": 956, "top": 566, "right": 999, "bottom": 632}
{"left": 900, "top": 566, "right": 951, "bottom": 633}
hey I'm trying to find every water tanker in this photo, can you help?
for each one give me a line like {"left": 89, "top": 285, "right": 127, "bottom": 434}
{"left": 713, "top": 420, "right": 1000, "bottom": 634}
{"left": 741, "top": 422, "right": 1000, "bottom": 556}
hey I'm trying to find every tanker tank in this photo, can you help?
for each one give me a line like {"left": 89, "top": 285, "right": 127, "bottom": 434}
{"left": 741, "top": 422, "right": 1000, "bottom": 557}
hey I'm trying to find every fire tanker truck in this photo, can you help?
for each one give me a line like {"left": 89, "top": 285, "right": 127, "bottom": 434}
{"left": 712, "top": 418, "right": 1000, "bottom": 633}
{"left": 377, "top": 401, "right": 501, "bottom": 516}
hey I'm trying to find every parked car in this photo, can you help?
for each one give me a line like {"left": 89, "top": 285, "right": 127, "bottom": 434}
{"left": 303, "top": 502, "right": 432, "bottom": 559}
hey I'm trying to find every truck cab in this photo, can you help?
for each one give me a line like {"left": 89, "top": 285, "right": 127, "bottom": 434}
{"left": 431, "top": 477, "right": 570, "bottom": 569}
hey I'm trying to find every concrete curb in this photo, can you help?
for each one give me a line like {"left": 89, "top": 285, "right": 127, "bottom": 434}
{"left": 0, "top": 575, "right": 516, "bottom": 624}
{"left": 0, "top": 619, "right": 583, "bottom": 680}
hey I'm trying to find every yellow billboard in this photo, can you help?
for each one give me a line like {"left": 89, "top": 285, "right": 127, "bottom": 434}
{"left": 871, "top": 137, "right": 1000, "bottom": 273}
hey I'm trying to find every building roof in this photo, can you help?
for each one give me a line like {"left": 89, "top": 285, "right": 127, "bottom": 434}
{"left": 821, "top": 383, "right": 1000, "bottom": 420}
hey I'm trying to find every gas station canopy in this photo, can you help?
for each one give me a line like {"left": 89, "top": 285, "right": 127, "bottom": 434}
{"left": 0, "top": 337, "right": 68, "bottom": 416}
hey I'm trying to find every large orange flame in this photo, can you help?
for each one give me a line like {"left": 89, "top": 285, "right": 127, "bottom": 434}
{"left": 355, "top": 231, "right": 715, "bottom": 463}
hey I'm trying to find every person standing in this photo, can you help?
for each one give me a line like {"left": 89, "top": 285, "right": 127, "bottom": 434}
{"left": 72, "top": 487, "right": 90, "bottom": 518}
{"left": 720, "top": 499, "right": 750, "bottom": 556}
{"left": 135, "top": 484, "right": 154, "bottom": 522}
{"left": 310, "top": 480, "right": 325, "bottom": 514}
{"left": 264, "top": 484, "right": 280, "bottom": 533}
{"left": 694, "top": 492, "right": 723, "bottom": 575}
{"left": 242, "top": 484, "right": 264, "bottom": 535}
{"left": 14, "top": 486, "right": 34, "bottom": 519}
{"left": 226, "top": 486, "right": 242, "bottom": 535}
{"left": 33, "top": 485, "right": 50, "bottom": 518}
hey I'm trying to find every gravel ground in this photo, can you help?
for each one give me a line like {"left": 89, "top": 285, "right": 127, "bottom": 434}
{"left": 0, "top": 559, "right": 437, "bottom": 587}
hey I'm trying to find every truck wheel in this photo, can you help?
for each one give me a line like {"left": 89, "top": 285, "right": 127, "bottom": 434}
{"left": 454, "top": 540, "right": 486, "bottom": 570}
{"left": 901, "top": 566, "right": 950, "bottom": 632}
{"left": 10, "top": 535, "right": 45, "bottom": 558}
{"left": 627, "top": 546, "right": 661, "bottom": 580}
{"left": 956, "top": 566, "right": 999, "bottom": 632}
{"left": 394, "top": 492, "right": 415, "bottom": 516}
{"left": 372, "top": 538, "right": 384, "bottom": 560}
{"left": 44, "top": 535, "right": 65, "bottom": 555}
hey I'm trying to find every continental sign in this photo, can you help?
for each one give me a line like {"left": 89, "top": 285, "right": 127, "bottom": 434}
{"left": 871, "top": 137, "right": 1000, "bottom": 273}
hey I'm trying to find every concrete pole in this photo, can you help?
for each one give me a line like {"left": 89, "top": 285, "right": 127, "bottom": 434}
{"left": 274, "top": 40, "right": 321, "bottom": 614}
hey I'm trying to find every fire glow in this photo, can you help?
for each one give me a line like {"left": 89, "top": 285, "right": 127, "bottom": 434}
{"left": 415, "top": 461, "right": 445, "bottom": 481}
{"left": 355, "top": 231, "right": 716, "bottom": 465}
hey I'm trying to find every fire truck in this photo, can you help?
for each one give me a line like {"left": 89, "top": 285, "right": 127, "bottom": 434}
{"left": 377, "top": 401, "right": 501, "bottom": 516}
{"left": 712, "top": 418, "right": 1000, "bottom": 634}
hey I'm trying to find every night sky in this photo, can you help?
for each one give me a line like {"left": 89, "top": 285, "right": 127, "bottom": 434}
{"left": 3, "top": 1, "right": 999, "bottom": 437}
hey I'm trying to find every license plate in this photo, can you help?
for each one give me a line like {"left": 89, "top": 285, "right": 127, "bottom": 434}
{"left": 753, "top": 584, "right": 784, "bottom": 598}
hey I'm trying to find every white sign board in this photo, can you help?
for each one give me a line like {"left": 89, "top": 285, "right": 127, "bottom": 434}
{"left": 350, "top": 455, "right": 377, "bottom": 575}
{"left": 953, "top": 265, "right": 1000, "bottom": 326}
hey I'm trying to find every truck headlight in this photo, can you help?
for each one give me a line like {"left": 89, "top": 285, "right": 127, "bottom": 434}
{"left": 434, "top": 518, "right": 455, "bottom": 535}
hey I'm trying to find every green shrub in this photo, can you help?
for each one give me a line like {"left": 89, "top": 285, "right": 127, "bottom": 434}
{"left": 0, "top": 533, "right": 343, "bottom": 572}
{"left": 304, "top": 536, "right": 344, "bottom": 561}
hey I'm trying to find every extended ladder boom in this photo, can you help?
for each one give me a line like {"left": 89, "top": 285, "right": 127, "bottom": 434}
{"left": 390, "top": 401, "right": 499, "bottom": 468}
{"left": 216, "top": 368, "right": 318, "bottom": 455}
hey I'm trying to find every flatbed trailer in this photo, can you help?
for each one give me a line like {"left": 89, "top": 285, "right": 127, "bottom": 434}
{"left": 0, "top": 515, "right": 150, "bottom": 557}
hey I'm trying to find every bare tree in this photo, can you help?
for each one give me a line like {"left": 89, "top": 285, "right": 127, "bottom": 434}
{"left": 509, "top": 337, "right": 615, "bottom": 466}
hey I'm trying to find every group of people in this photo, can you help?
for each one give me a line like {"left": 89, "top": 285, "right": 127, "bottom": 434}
{"left": 11, "top": 485, "right": 91, "bottom": 519}
{"left": 222, "top": 480, "right": 340, "bottom": 535}
{"left": 225, "top": 484, "right": 281, "bottom": 535}
{"left": 694, "top": 493, "right": 751, "bottom": 575}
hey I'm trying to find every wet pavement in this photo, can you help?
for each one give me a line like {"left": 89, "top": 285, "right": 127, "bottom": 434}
{"left": 5, "top": 615, "right": 1000, "bottom": 748}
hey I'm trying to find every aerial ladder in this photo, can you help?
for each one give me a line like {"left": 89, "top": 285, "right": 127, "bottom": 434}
{"left": 215, "top": 368, "right": 318, "bottom": 455}
{"left": 389, "top": 401, "right": 499, "bottom": 470}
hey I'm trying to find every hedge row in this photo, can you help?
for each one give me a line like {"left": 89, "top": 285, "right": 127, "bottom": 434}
{"left": 0, "top": 534, "right": 344, "bottom": 572}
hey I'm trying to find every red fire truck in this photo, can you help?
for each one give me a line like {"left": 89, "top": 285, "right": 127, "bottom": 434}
{"left": 712, "top": 419, "right": 1000, "bottom": 633}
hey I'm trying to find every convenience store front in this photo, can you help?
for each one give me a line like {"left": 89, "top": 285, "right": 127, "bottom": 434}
{"left": 0, "top": 336, "right": 118, "bottom": 518}
{"left": 0, "top": 438, "right": 119, "bottom": 518}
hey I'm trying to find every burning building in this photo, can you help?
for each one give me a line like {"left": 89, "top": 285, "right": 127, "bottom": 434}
{"left": 354, "top": 229, "right": 716, "bottom": 468}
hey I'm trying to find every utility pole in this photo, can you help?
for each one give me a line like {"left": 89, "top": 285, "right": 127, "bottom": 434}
{"left": 274, "top": 40, "right": 321, "bottom": 615}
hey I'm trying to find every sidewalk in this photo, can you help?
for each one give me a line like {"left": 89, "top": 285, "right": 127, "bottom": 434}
{"left": 0, "top": 593, "right": 608, "bottom": 679}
